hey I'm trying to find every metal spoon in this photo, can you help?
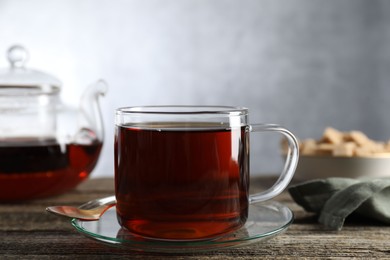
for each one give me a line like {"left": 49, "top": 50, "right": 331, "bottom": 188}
{"left": 46, "top": 196, "right": 116, "bottom": 221}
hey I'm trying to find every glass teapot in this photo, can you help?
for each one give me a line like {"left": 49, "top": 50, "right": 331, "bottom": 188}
{"left": 0, "top": 45, "right": 107, "bottom": 201}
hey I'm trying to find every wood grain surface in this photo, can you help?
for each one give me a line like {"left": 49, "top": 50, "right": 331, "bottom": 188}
{"left": 0, "top": 177, "right": 389, "bottom": 259}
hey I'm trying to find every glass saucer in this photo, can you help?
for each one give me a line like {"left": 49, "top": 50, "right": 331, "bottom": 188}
{"left": 71, "top": 201, "right": 293, "bottom": 253}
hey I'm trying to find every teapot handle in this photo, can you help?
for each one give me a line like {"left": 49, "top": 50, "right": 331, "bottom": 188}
{"left": 78, "top": 80, "right": 108, "bottom": 141}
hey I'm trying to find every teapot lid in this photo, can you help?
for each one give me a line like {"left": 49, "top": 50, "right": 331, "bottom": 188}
{"left": 0, "top": 45, "right": 61, "bottom": 95}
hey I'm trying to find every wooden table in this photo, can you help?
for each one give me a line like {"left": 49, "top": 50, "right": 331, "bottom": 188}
{"left": 1, "top": 177, "right": 389, "bottom": 259}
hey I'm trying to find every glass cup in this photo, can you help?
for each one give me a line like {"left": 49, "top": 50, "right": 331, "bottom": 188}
{"left": 114, "top": 106, "right": 299, "bottom": 241}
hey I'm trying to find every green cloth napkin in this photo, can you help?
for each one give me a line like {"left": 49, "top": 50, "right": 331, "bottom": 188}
{"left": 288, "top": 177, "right": 390, "bottom": 230}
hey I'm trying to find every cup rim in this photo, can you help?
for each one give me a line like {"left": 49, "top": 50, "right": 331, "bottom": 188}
{"left": 116, "top": 105, "right": 249, "bottom": 115}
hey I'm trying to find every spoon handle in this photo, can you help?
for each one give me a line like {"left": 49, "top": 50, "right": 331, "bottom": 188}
{"left": 79, "top": 195, "right": 116, "bottom": 210}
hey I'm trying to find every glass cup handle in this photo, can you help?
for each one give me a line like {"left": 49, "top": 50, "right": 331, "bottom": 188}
{"left": 248, "top": 124, "right": 299, "bottom": 204}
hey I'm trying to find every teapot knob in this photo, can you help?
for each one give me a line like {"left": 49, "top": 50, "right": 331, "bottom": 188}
{"left": 7, "top": 45, "right": 29, "bottom": 68}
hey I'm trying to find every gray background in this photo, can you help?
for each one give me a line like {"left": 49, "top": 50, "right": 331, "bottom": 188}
{"left": 0, "top": 0, "right": 389, "bottom": 177}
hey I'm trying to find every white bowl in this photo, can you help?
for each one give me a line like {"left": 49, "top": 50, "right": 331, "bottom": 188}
{"left": 294, "top": 154, "right": 390, "bottom": 180}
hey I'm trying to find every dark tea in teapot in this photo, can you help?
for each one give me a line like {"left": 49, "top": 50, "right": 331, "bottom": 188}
{"left": 0, "top": 133, "right": 102, "bottom": 201}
